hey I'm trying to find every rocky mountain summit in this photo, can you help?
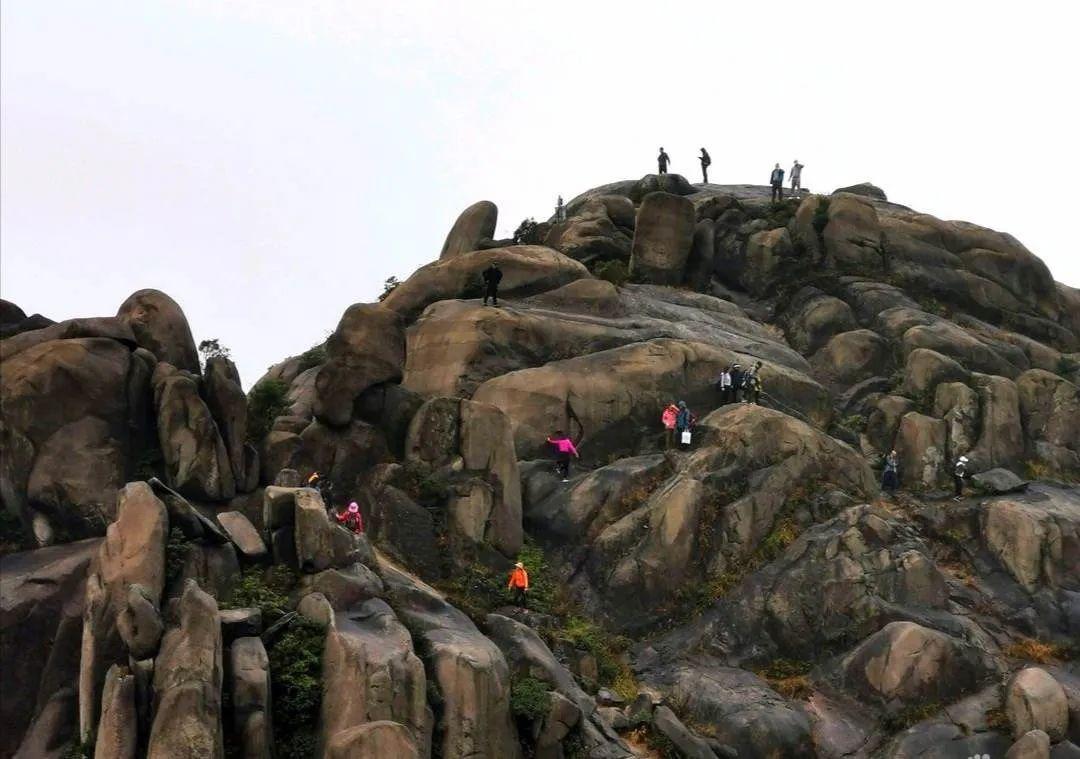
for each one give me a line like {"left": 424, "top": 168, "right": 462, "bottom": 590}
{"left": 2, "top": 174, "right": 1079, "bottom": 758}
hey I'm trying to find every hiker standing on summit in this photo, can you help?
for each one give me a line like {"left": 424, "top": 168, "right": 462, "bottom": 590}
{"left": 790, "top": 160, "right": 804, "bottom": 196}
{"left": 657, "top": 147, "right": 671, "bottom": 175}
{"left": 770, "top": 163, "right": 785, "bottom": 203}
{"left": 699, "top": 148, "right": 711, "bottom": 183}
{"left": 482, "top": 262, "right": 502, "bottom": 306}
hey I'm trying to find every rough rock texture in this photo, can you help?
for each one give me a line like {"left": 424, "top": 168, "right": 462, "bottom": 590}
{"left": 229, "top": 637, "right": 272, "bottom": 759}
{"left": 325, "top": 720, "right": 422, "bottom": 759}
{"left": 1006, "top": 729, "right": 1052, "bottom": 759}
{"left": 895, "top": 412, "right": 948, "bottom": 488}
{"left": 79, "top": 482, "right": 168, "bottom": 740}
{"left": 1006, "top": 667, "right": 1069, "bottom": 741}
{"left": 293, "top": 488, "right": 369, "bottom": 573}
{"left": 94, "top": 664, "right": 137, "bottom": 759}
{"left": 440, "top": 200, "right": 498, "bottom": 259}
{"left": 147, "top": 580, "right": 224, "bottom": 759}
{"left": 320, "top": 599, "right": 432, "bottom": 754}
{"left": 629, "top": 192, "right": 696, "bottom": 285}
{"left": 116, "top": 289, "right": 200, "bottom": 373}
{"left": 202, "top": 356, "right": 249, "bottom": 485}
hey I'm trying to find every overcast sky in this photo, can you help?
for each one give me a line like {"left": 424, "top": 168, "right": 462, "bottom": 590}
{"left": 3, "top": 1, "right": 1077, "bottom": 387}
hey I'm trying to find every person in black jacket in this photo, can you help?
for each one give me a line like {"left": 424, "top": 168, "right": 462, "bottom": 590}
{"left": 729, "top": 364, "right": 744, "bottom": 403}
{"left": 482, "top": 263, "right": 503, "bottom": 306}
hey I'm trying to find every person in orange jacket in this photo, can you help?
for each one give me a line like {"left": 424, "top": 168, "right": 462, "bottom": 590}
{"left": 335, "top": 501, "right": 364, "bottom": 535}
{"left": 507, "top": 561, "right": 529, "bottom": 607}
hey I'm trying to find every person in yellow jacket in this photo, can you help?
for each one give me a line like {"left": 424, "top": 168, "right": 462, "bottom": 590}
{"left": 507, "top": 562, "right": 529, "bottom": 608}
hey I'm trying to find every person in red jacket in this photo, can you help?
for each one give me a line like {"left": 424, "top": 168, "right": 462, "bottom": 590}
{"left": 507, "top": 561, "right": 529, "bottom": 607}
{"left": 335, "top": 501, "right": 364, "bottom": 535}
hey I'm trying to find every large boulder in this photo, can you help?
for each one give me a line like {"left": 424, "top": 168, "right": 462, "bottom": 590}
{"left": 405, "top": 397, "right": 523, "bottom": 557}
{"left": 743, "top": 227, "right": 796, "bottom": 296}
{"left": 544, "top": 195, "right": 633, "bottom": 265}
{"left": 314, "top": 303, "right": 405, "bottom": 427}
{"left": 0, "top": 538, "right": 99, "bottom": 756}
{"left": 325, "top": 721, "right": 422, "bottom": 759}
{"left": 685, "top": 219, "right": 716, "bottom": 290}
{"left": 902, "top": 347, "right": 970, "bottom": 397}
{"left": 152, "top": 362, "right": 235, "bottom": 501}
{"left": 293, "top": 488, "right": 370, "bottom": 573}
{"left": 833, "top": 182, "right": 887, "bottom": 200}
{"left": 116, "top": 289, "right": 199, "bottom": 373}
{"left": 230, "top": 637, "right": 272, "bottom": 759}
{"left": 811, "top": 329, "right": 892, "bottom": 387}
{"left": 79, "top": 482, "right": 168, "bottom": 740}
{"left": 1017, "top": 369, "right": 1080, "bottom": 477}
{"left": 93, "top": 664, "right": 137, "bottom": 759}
{"left": 895, "top": 412, "right": 948, "bottom": 488}
{"left": 473, "top": 338, "right": 831, "bottom": 461}
{"left": 979, "top": 486, "right": 1080, "bottom": 593}
{"left": 320, "top": 599, "right": 432, "bottom": 754}
{"left": 934, "top": 381, "right": 980, "bottom": 463}
{"left": 840, "top": 621, "right": 990, "bottom": 705}
{"left": 380, "top": 560, "right": 521, "bottom": 759}
{"left": 782, "top": 290, "right": 857, "bottom": 355}
{"left": 629, "top": 192, "right": 695, "bottom": 285}
{"left": 968, "top": 373, "right": 1025, "bottom": 470}
{"left": 1006, "top": 668, "right": 1069, "bottom": 742}
{"left": 440, "top": 200, "right": 498, "bottom": 259}
{"left": 381, "top": 246, "right": 590, "bottom": 320}
{"left": 1, "top": 336, "right": 151, "bottom": 535}
{"left": 147, "top": 580, "right": 224, "bottom": 759}
{"left": 202, "top": 356, "right": 249, "bottom": 486}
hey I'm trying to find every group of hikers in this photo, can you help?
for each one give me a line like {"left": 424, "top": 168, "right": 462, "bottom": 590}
{"left": 879, "top": 450, "right": 972, "bottom": 501}
{"left": 655, "top": 147, "right": 804, "bottom": 198}
{"left": 306, "top": 471, "right": 366, "bottom": 535}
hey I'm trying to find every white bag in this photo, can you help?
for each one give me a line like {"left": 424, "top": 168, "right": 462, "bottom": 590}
{"left": 681, "top": 430, "right": 692, "bottom": 445}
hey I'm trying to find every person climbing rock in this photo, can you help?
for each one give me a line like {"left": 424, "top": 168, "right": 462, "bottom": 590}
{"left": 790, "top": 160, "right": 804, "bottom": 195}
{"left": 744, "top": 362, "right": 763, "bottom": 404}
{"left": 661, "top": 402, "right": 679, "bottom": 448}
{"left": 953, "top": 456, "right": 969, "bottom": 500}
{"left": 657, "top": 147, "right": 671, "bottom": 175}
{"left": 675, "top": 401, "right": 696, "bottom": 448}
{"left": 715, "top": 366, "right": 733, "bottom": 405}
{"left": 308, "top": 471, "right": 335, "bottom": 512}
{"left": 770, "top": 163, "right": 785, "bottom": 203}
{"left": 729, "top": 364, "right": 745, "bottom": 403}
{"left": 482, "top": 262, "right": 503, "bottom": 306}
{"left": 507, "top": 561, "right": 530, "bottom": 607}
{"left": 882, "top": 450, "right": 900, "bottom": 492}
{"left": 335, "top": 501, "right": 365, "bottom": 535}
{"left": 699, "top": 147, "right": 711, "bottom": 183}
{"left": 547, "top": 429, "right": 580, "bottom": 482}
{"left": 555, "top": 195, "right": 566, "bottom": 223}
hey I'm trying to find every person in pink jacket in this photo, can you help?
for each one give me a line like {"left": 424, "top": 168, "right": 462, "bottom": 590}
{"left": 661, "top": 402, "right": 679, "bottom": 449}
{"left": 335, "top": 501, "right": 364, "bottom": 535}
{"left": 547, "top": 429, "right": 580, "bottom": 482}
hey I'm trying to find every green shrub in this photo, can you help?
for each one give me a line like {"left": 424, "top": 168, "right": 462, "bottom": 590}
{"left": 246, "top": 378, "right": 289, "bottom": 443}
{"left": 514, "top": 540, "right": 557, "bottom": 614}
{"left": 593, "top": 259, "right": 629, "bottom": 287}
{"left": 881, "top": 701, "right": 940, "bottom": 732}
{"left": 512, "top": 218, "right": 540, "bottom": 245}
{"left": 392, "top": 460, "right": 451, "bottom": 506}
{"left": 555, "top": 616, "right": 635, "bottom": 697}
{"left": 510, "top": 676, "right": 551, "bottom": 720}
{"left": 164, "top": 528, "right": 191, "bottom": 587}
{"left": 224, "top": 566, "right": 296, "bottom": 621}
{"left": 439, "top": 561, "right": 504, "bottom": 622}
{"left": 1056, "top": 355, "right": 1078, "bottom": 379}
{"left": 378, "top": 276, "right": 401, "bottom": 301}
{"left": 268, "top": 618, "right": 325, "bottom": 757}
{"left": 295, "top": 343, "right": 327, "bottom": 373}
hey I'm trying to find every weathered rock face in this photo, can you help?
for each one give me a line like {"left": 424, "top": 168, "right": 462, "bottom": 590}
{"left": 405, "top": 397, "right": 523, "bottom": 558}
{"left": 325, "top": 721, "right": 422, "bottom": 759}
{"left": 979, "top": 486, "right": 1080, "bottom": 593}
{"left": 116, "top": 289, "right": 200, "bottom": 374}
{"left": 840, "top": 621, "right": 990, "bottom": 705}
{"left": 833, "top": 182, "right": 887, "bottom": 200}
{"left": 629, "top": 192, "right": 696, "bottom": 285}
{"left": 380, "top": 560, "right": 521, "bottom": 759}
{"left": 0, "top": 538, "right": 99, "bottom": 756}
{"left": 440, "top": 200, "right": 498, "bottom": 260}
{"left": 1, "top": 334, "right": 150, "bottom": 535}
{"left": 895, "top": 412, "right": 948, "bottom": 488}
{"left": 811, "top": 329, "right": 892, "bottom": 387}
{"left": 381, "top": 246, "right": 590, "bottom": 320}
{"left": 79, "top": 482, "right": 168, "bottom": 740}
{"left": 152, "top": 363, "right": 235, "bottom": 501}
{"left": 320, "top": 600, "right": 431, "bottom": 754}
{"left": 1018, "top": 369, "right": 1080, "bottom": 477}
{"left": 94, "top": 664, "right": 137, "bottom": 759}
{"left": 902, "top": 347, "right": 970, "bottom": 397}
{"left": 934, "top": 381, "right": 980, "bottom": 462}
{"left": 202, "top": 356, "right": 248, "bottom": 485}
{"left": 545, "top": 195, "right": 634, "bottom": 265}
{"left": 968, "top": 373, "right": 1025, "bottom": 470}
{"left": 1006, "top": 668, "right": 1069, "bottom": 742}
{"left": 782, "top": 289, "right": 857, "bottom": 355}
{"left": 1005, "top": 729, "right": 1051, "bottom": 759}
{"left": 147, "top": 581, "right": 224, "bottom": 759}
{"left": 314, "top": 303, "right": 405, "bottom": 427}
{"left": 230, "top": 637, "right": 272, "bottom": 759}
{"left": 474, "top": 338, "right": 830, "bottom": 462}
{"left": 293, "top": 488, "right": 369, "bottom": 573}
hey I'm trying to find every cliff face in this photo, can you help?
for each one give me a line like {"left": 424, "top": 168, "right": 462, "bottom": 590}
{"left": 2, "top": 176, "right": 1079, "bottom": 758}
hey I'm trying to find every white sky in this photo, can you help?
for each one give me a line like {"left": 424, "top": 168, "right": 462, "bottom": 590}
{"left": 3, "top": 1, "right": 1077, "bottom": 387}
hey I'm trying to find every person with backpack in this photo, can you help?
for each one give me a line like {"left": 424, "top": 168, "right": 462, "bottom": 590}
{"left": 482, "top": 262, "right": 503, "bottom": 306}
{"left": 507, "top": 561, "right": 530, "bottom": 607}
{"left": 308, "top": 471, "right": 335, "bottom": 513}
{"left": 953, "top": 455, "right": 969, "bottom": 500}
{"left": 729, "top": 364, "right": 744, "bottom": 403}
{"left": 675, "top": 401, "right": 696, "bottom": 448}
{"left": 744, "top": 361, "right": 763, "bottom": 404}
{"left": 770, "top": 163, "right": 785, "bottom": 203}
{"left": 882, "top": 450, "right": 900, "bottom": 492}
{"left": 661, "top": 402, "right": 679, "bottom": 448}
{"left": 657, "top": 147, "right": 671, "bottom": 175}
{"left": 335, "top": 501, "right": 365, "bottom": 535}
{"left": 790, "top": 160, "right": 805, "bottom": 195}
{"left": 699, "top": 147, "right": 712, "bottom": 183}
{"left": 716, "top": 367, "right": 733, "bottom": 405}
{"left": 547, "top": 429, "right": 580, "bottom": 482}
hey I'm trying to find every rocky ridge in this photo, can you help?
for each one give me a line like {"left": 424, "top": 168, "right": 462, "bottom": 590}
{"left": 1, "top": 174, "right": 1079, "bottom": 758}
